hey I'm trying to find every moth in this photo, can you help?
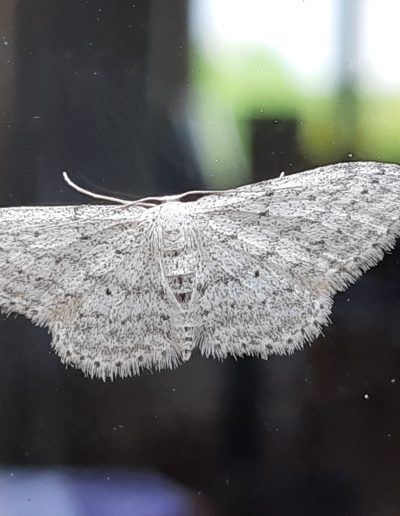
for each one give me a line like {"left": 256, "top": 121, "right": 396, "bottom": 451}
{"left": 0, "top": 161, "right": 399, "bottom": 380}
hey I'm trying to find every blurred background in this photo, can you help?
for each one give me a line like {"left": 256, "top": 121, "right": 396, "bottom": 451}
{"left": 0, "top": 1, "right": 400, "bottom": 515}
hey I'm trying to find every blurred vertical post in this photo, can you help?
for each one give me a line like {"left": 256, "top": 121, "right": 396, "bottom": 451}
{"left": 251, "top": 118, "right": 304, "bottom": 181}
{"left": 336, "top": 0, "right": 361, "bottom": 158}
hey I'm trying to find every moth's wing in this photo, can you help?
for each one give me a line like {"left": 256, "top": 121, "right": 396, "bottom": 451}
{"left": 190, "top": 161, "right": 400, "bottom": 360}
{"left": 0, "top": 205, "right": 187, "bottom": 379}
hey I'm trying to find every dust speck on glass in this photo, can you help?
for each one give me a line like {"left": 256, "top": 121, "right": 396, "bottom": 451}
{"left": 0, "top": 161, "right": 399, "bottom": 380}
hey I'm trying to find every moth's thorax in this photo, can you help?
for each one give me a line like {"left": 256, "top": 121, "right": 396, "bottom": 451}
{"left": 157, "top": 203, "right": 196, "bottom": 309}
{"left": 158, "top": 201, "right": 187, "bottom": 231}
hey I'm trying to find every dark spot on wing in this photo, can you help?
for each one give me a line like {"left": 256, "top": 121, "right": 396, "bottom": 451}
{"left": 177, "top": 292, "right": 190, "bottom": 303}
{"left": 196, "top": 284, "right": 206, "bottom": 295}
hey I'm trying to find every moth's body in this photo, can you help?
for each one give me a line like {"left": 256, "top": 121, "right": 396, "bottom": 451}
{"left": 157, "top": 203, "right": 196, "bottom": 306}
{"left": 0, "top": 161, "right": 400, "bottom": 379}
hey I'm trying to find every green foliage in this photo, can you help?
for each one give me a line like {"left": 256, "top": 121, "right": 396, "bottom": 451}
{"left": 190, "top": 45, "right": 400, "bottom": 186}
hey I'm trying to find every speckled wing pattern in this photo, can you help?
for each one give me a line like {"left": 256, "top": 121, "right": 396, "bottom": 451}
{"left": 0, "top": 161, "right": 400, "bottom": 379}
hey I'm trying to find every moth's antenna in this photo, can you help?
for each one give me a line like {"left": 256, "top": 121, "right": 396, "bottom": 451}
{"left": 62, "top": 172, "right": 131, "bottom": 205}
